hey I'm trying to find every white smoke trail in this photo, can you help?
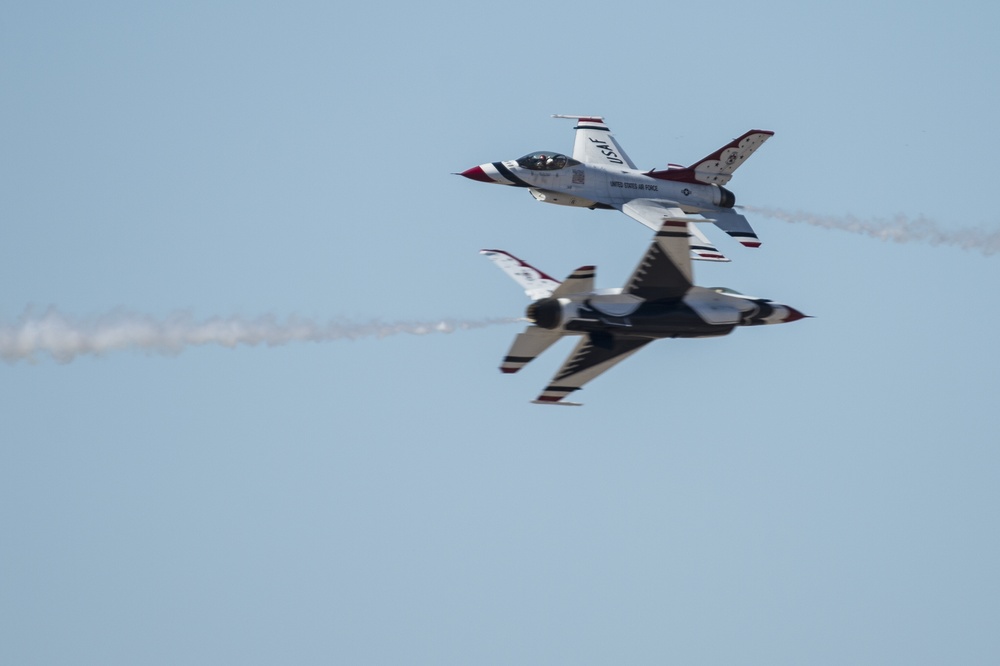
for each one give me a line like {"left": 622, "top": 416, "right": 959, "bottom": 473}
{"left": 743, "top": 205, "right": 1000, "bottom": 256}
{"left": 0, "top": 307, "right": 518, "bottom": 364}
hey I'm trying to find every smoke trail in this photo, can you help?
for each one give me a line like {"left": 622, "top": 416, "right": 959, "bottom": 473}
{"left": 0, "top": 307, "right": 518, "bottom": 364}
{"left": 743, "top": 205, "right": 1000, "bottom": 256}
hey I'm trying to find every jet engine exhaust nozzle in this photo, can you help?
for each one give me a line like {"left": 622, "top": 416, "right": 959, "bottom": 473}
{"left": 526, "top": 298, "right": 562, "bottom": 330}
{"left": 717, "top": 185, "right": 736, "bottom": 209}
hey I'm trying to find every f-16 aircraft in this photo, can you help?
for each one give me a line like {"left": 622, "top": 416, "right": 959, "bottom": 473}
{"left": 482, "top": 220, "right": 807, "bottom": 406}
{"left": 461, "top": 115, "right": 774, "bottom": 260}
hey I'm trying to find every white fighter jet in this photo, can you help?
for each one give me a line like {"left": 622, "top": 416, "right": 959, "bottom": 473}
{"left": 483, "top": 220, "right": 807, "bottom": 406}
{"left": 461, "top": 116, "right": 774, "bottom": 261}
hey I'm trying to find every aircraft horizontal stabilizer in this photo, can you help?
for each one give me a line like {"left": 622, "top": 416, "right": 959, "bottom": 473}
{"left": 620, "top": 199, "right": 730, "bottom": 262}
{"left": 689, "top": 222, "right": 730, "bottom": 262}
{"left": 500, "top": 326, "right": 563, "bottom": 374}
{"left": 704, "top": 211, "right": 760, "bottom": 248}
{"left": 551, "top": 266, "right": 595, "bottom": 298}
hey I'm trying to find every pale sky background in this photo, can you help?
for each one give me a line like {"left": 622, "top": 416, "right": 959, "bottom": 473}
{"left": 2, "top": 1, "right": 999, "bottom": 664}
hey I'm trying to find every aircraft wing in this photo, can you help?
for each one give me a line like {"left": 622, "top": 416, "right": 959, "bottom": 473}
{"left": 621, "top": 199, "right": 729, "bottom": 262}
{"left": 553, "top": 115, "right": 638, "bottom": 169}
{"left": 533, "top": 335, "right": 652, "bottom": 405}
{"left": 622, "top": 220, "right": 693, "bottom": 301}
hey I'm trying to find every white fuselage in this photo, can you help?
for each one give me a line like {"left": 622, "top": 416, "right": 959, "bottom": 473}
{"left": 476, "top": 159, "right": 731, "bottom": 213}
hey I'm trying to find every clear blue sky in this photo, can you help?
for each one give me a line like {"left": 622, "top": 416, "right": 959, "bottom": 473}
{"left": 3, "top": 1, "right": 999, "bottom": 664}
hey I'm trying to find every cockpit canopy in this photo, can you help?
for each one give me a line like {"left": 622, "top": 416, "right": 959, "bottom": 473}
{"left": 516, "top": 151, "right": 580, "bottom": 171}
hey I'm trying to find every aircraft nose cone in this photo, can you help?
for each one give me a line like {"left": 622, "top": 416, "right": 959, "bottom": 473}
{"left": 783, "top": 307, "right": 809, "bottom": 323}
{"left": 459, "top": 165, "right": 495, "bottom": 183}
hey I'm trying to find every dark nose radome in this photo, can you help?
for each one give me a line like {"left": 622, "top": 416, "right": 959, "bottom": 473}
{"left": 459, "top": 165, "right": 495, "bottom": 183}
{"left": 783, "top": 307, "right": 808, "bottom": 323}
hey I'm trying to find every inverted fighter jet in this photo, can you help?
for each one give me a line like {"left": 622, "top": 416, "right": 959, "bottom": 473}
{"left": 483, "top": 220, "right": 807, "bottom": 406}
{"left": 462, "top": 116, "right": 773, "bottom": 259}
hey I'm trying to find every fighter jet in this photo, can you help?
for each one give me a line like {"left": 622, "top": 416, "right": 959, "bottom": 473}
{"left": 483, "top": 220, "right": 807, "bottom": 406}
{"left": 461, "top": 116, "right": 773, "bottom": 260}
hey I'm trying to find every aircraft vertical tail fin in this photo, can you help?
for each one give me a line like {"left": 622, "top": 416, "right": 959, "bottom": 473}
{"left": 647, "top": 129, "right": 774, "bottom": 186}
{"left": 684, "top": 129, "right": 774, "bottom": 185}
{"left": 480, "top": 249, "right": 561, "bottom": 300}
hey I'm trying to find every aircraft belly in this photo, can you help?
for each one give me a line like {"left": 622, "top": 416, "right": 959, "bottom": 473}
{"left": 565, "top": 302, "right": 731, "bottom": 338}
{"left": 630, "top": 308, "right": 731, "bottom": 336}
{"left": 529, "top": 188, "right": 599, "bottom": 207}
